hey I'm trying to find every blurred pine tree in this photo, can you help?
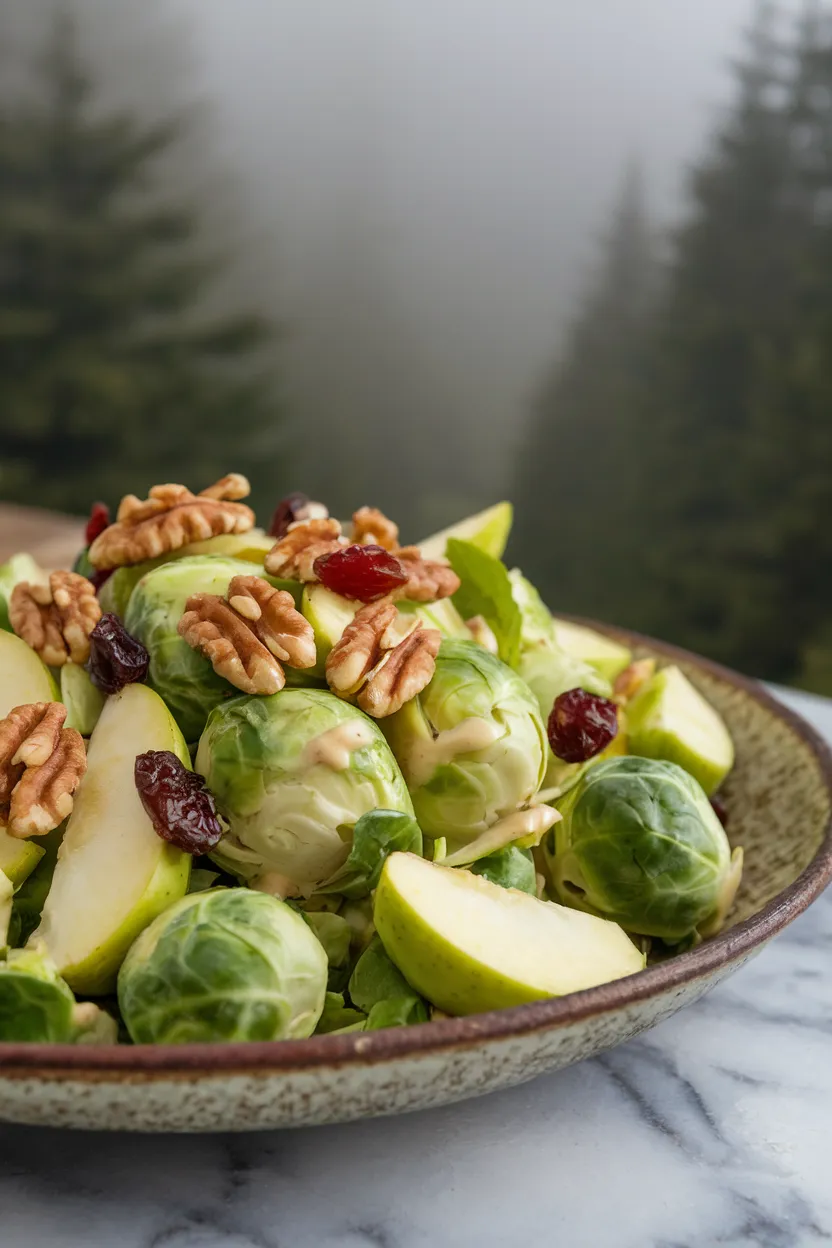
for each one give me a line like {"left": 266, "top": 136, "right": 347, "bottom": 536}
{"left": 0, "top": 10, "right": 284, "bottom": 517}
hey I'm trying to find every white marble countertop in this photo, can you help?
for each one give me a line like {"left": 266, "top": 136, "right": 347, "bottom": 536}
{"left": 2, "top": 686, "right": 831, "bottom": 1248}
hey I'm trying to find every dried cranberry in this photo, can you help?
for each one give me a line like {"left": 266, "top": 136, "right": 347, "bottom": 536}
{"left": 710, "top": 794, "right": 729, "bottom": 827}
{"left": 313, "top": 544, "right": 408, "bottom": 602}
{"left": 87, "top": 613, "right": 149, "bottom": 694}
{"left": 269, "top": 492, "right": 329, "bottom": 539}
{"left": 85, "top": 502, "right": 111, "bottom": 545}
{"left": 547, "top": 688, "right": 618, "bottom": 763}
{"left": 135, "top": 751, "right": 223, "bottom": 854}
{"left": 90, "top": 568, "right": 114, "bottom": 595}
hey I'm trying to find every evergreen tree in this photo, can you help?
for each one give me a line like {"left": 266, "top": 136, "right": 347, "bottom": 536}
{"left": 626, "top": 0, "right": 807, "bottom": 679}
{"left": 513, "top": 161, "right": 657, "bottom": 622}
{"left": 0, "top": 10, "right": 284, "bottom": 517}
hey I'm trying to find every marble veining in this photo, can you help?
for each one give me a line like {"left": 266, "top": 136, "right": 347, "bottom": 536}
{"left": 1, "top": 685, "right": 831, "bottom": 1247}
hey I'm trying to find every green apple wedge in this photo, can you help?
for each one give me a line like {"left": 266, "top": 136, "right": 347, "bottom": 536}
{"left": 552, "top": 618, "right": 632, "bottom": 683}
{"left": 0, "top": 630, "right": 58, "bottom": 887}
{"left": 374, "top": 852, "right": 644, "bottom": 1016}
{"left": 417, "top": 502, "right": 513, "bottom": 562}
{"left": 302, "top": 584, "right": 471, "bottom": 675}
{"left": 626, "top": 664, "right": 734, "bottom": 796}
{"left": 60, "top": 662, "right": 106, "bottom": 735}
{"left": 32, "top": 683, "right": 192, "bottom": 994}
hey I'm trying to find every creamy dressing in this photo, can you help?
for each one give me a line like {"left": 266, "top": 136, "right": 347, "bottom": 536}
{"left": 407, "top": 716, "right": 500, "bottom": 788}
{"left": 250, "top": 871, "right": 302, "bottom": 899}
{"left": 442, "top": 804, "right": 561, "bottom": 868}
{"left": 301, "top": 720, "right": 375, "bottom": 772}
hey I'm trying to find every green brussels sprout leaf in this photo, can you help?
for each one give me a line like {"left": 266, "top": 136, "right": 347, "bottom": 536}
{"left": 317, "top": 809, "right": 422, "bottom": 899}
{"left": 315, "top": 990, "right": 367, "bottom": 1034}
{"left": 469, "top": 845, "right": 537, "bottom": 895}
{"left": 348, "top": 935, "right": 428, "bottom": 1030}
{"left": 303, "top": 910, "right": 353, "bottom": 968}
{"left": 186, "top": 868, "right": 221, "bottom": 894}
{"left": 446, "top": 540, "right": 521, "bottom": 667}
{"left": 0, "top": 947, "right": 76, "bottom": 1042}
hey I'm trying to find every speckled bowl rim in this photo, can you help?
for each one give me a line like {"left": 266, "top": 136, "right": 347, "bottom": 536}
{"left": 1, "top": 622, "right": 831, "bottom": 1078}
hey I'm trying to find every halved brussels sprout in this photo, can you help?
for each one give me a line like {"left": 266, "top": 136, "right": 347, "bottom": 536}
{"left": 382, "top": 640, "right": 547, "bottom": 843}
{"left": 196, "top": 689, "right": 414, "bottom": 894}
{"left": 125, "top": 555, "right": 305, "bottom": 741}
{"left": 545, "top": 755, "right": 742, "bottom": 944}
{"left": 118, "top": 888, "right": 328, "bottom": 1044}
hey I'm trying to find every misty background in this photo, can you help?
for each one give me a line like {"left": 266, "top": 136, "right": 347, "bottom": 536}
{"left": 4, "top": 0, "right": 832, "bottom": 692}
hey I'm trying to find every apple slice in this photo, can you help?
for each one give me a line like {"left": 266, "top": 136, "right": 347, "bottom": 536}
{"left": 0, "top": 629, "right": 59, "bottom": 718}
{"left": 374, "top": 852, "right": 644, "bottom": 1015}
{"left": 60, "top": 662, "right": 106, "bottom": 735}
{"left": 626, "top": 664, "right": 734, "bottom": 796}
{"left": 552, "top": 618, "right": 632, "bottom": 683}
{"left": 33, "top": 683, "right": 192, "bottom": 994}
{"left": 417, "top": 502, "right": 513, "bottom": 561}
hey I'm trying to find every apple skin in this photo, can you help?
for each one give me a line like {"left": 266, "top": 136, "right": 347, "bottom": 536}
{"left": 626, "top": 665, "right": 734, "bottom": 796}
{"left": 417, "top": 502, "right": 513, "bottom": 562}
{"left": 374, "top": 853, "right": 644, "bottom": 1017}
{"left": 0, "top": 630, "right": 59, "bottom": 718}
{"left": 0, "top": 836, "right": 44, "bottom": 890}
{"left": 33, "top": 684, "right": 192, "bottom": 996}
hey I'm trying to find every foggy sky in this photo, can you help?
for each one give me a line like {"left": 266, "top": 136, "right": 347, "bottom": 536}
{"left": 2, "top": 0, "right": 791, "bottom": 527}
{"left": 167, "top": 0, "right": 777, "bottom": 521}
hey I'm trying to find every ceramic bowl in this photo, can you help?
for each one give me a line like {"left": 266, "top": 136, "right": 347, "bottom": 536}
{"left": 1, "top": 625, "right": 830, "bottom": 1132}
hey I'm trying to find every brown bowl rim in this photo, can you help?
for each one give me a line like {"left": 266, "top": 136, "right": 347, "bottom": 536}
{"left": 2, "top": 622, "right": 831, "bottom": 1077}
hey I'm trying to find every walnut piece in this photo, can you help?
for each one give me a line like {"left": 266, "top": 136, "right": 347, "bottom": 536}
{"left": 0, "top": 702, "right": 86, "bottom": 838}
{"left": 264, "top": 518, "right": 346, "bottom": 581}
{"left": 88, "top": 475, "right": 255, "bottom": 570}
{"left": 178, "top": 575, "right": 316, "bottom": 695}
{"left": 10, "top": 571, "right": 101, "bottom": 667}
{"left": 326, "top": 602, "right": 440, "bottom": 718}
{"left": 393, "top": 547, "right": 461, "bottom": 602}
{"left": 613, "top": 658, "right": 656, "bottom": 705}
{"left": 351, "top": 507, "right": 400, "bottom": 551}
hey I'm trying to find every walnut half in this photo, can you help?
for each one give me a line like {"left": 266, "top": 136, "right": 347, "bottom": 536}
{"left": 178, "top": 574, "right": 316, "bottom": 695}
{"left": 326, "top": 602, "right": 440, "bottom": 718}
{"left": 0, "top": 703, "right": 87, "bottom": 838}
{"left": 88, "top": 475, "right": 255, "bottom": 570}
{"left": 10, "top": 571, "right": 101, "bottom": 667}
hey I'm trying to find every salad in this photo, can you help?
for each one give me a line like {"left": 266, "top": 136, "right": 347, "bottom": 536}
{"left": 0, "top": 478, "right": 741, "bottom": 1045}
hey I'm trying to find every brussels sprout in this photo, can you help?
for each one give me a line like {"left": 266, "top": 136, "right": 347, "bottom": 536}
{"left": 0, "top": 869, "right": 12, "bottom": 949}
{"left": 0, "top": 553, "right": 48, "bottom": 632}
{"left": 303, "top": 910, "right": 352, "bottom": 971}
{"left": 383, "top": 640, "right": 547, "bottom": 843}
{"left": 118, "top": 888, "right": 328, "bottom": 1044}
{"left": 196, "top": 690, "right": 414, "bottom": 894}
{"left": 348, "top": 935, "right": 428, "bottom": 1030}
{"left": 446, "top": 541, "right": 521, "bottom": 665}
{"left": 470, "top": 846, "right": 537, "bottom": 895}
{"left": 6, "top": 827, "right": 63, "bottom": 949}
{"left": 0, "top": 947, "right": 76, "bottom": 1042}
{"left": 125, "top": 555, "right": 301, "bottom": 741}
{"left": 546, "top": 756, "right": 743, "bottom": 943}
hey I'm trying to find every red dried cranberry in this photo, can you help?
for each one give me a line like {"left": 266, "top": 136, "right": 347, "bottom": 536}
{"left": 135, "top": 751, "right": 223, "bottom": 854}
{"left": 313, "top": 544, "right": 408, "bottom": 602}
{"left": 85, "top": 502, "right": 111, "bottom": 545}
{"left": 87, "top": 613, "right": 149, "bottom": 694}
{"left": 547, "top": 688, "right": 618, "bottom": 763}
{"left": 269, "top": 492, "right": 329, "bottom": 539}
{"left": 710, "top": 794, "right": 729, "bottom": 827}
